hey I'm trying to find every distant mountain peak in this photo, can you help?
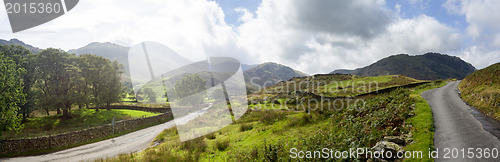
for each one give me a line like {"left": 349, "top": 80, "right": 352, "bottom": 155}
{"left": 330, "top": 53, "right": 476, "bottom": 80}
{"left": 244, "top": 62, "right": 308, "bottom": 92}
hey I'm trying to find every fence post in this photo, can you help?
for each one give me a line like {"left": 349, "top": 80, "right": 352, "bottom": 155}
{"left": 112, "top": 117, "right": 115, "bottom": 135}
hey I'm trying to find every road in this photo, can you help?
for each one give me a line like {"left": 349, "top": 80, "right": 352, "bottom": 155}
{"left": 2, "top": 106, "right": 211, "bottom": 162}
{"left": 422, "top": 81, "right": 500, "bottom": 161}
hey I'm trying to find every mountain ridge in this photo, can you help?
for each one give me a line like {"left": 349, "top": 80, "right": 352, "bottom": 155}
{"left": 244, "top": 62, "right": 308, "bottom": 93}
{"left": 0, "top": 38, "right": 42, "bottom": 54}
{"left": 330, "top": 53, "right": 476, "bottom": 80}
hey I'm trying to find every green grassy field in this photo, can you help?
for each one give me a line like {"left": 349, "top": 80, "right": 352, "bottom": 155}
{"left": 1, "top": 109, "right": 159, "bottom": 140}
{"left": 101, "top": 78, "right": 446, "bottom": 161}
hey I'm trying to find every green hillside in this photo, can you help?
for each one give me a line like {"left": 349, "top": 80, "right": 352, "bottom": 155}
{"left": 331, "top": 53, "right": 476, "bottom": 80}
{"left": 459, "top": 62, "right": 500, "bottom": 120}
{"left": 104, "top": 75, "right": 446, "bottom": 161}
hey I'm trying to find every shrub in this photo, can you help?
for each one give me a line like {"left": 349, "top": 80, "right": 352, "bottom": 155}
{"left": 263, "top": 142, "right": 280, "bottom": 162}
{"left": 287, "top": 113, "right": 314, "bottom": 127}
{"left": 181, "top": 137, "right": 207, "bottom": 152}
{"left": 215, "top": 139, "right": 230, "bottom": 151}
{"left": 259, "top": 110, "right": 284, "bottom": 125}
{"left": 205, "top": 132, "right": 216, "bottom": 140}
{"left": 239, "top": 123, "right": 253, "bottom": 132}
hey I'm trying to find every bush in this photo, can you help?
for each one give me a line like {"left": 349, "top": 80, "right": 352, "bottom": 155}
{"left": 181, "top": 137, "right": 207, "bottom": 152}
{"left": 263, "top": 142, "right": 281, "bottom": 162}
{"left": 287, "top": 113, "right": 314, "bottom": 127}
{"left": 259, "top": 110, "right": 284, "bottom": 125}
{"left": 239, "top": 123, "right": 253, "bottom": 132}
{"left": 215, "top": 139, "right": 230, "bottom": 151}
{"left": 205, "top": 133, "right": 216, "bottom": 140}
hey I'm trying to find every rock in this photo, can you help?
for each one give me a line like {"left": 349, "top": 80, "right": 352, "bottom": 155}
{"left": 402, "top": 133, "right": 413, "bottom": 144}
{"left": 383, "top": 136, "right": 406, "bottom": 145}
{"left": 371, "top": 141, "right": 404, "bottom": 160}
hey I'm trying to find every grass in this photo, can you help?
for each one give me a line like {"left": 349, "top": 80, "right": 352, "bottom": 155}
{"left": 458, "top": 62, "right": 500, "bottom": 120}
{"left": 248, "top": 74, "right": 424, "bottom": 110}
{"left": 95, "top": 75, "right": 450, "bottom": 161}
{"left": 1, "top": 108, "right": 159, "bottom": 140}
{"left": 103, "top": 82, "right": 441, "bottom": 161}
{"left": 404, "top": 80, "right": 448, "bottom": 162}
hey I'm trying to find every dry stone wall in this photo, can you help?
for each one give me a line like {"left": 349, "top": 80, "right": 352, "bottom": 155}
{"left": 0, "top": 109, "right": 173, "bottom": 155}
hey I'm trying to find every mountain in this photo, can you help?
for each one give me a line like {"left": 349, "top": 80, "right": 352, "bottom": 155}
{"left": 68, "top": 42, "right": 129, "bottom": 72}
{"left": 68, "top": 42, "right": 133, "bottom": 89}
{"left": 243, "top": 62, "right": 308, "bottom": 92}
{"left": 458, "top": 62, "right": 500, "bottom": 120}
{"left": 241, "top": 64, "right": 258, "bottom": 71}
{"left": 330, "top": 53, "right": 476, "bottom": 80}
{"left": 0, "top": 39, "right": 42, "bottom": 54}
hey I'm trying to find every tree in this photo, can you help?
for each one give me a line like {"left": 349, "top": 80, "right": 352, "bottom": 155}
{"left": 78, "top": 55, "right": 123, "bottom": 110}
{"left": 0, "top": 54, "right": 25, "bottom": 135}
{"left": 101, "top": 60, "right": 123, "bottom": 109}
{"left": 35, "top": 49, "right": 80, "bottom": 119}
{"left": 174, "top": 74, "right": 206, "bottom": 105}
{"left": 0, "top": 45, "right": 38, "bottom": 120}
{"left": 143, "top": 88, "right": 157, "bottom": 103}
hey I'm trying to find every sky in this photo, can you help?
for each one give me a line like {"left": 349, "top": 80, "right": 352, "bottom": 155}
{"left": 0, "top": 0, "right": 499, "bottom": 74}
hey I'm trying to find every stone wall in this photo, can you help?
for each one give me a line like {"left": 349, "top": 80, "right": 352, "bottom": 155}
{"left": 93, "top": 105, "right": 171, "bottom": 113}
{"left": 0, "top": 110, "right": 173, "bottom": 155}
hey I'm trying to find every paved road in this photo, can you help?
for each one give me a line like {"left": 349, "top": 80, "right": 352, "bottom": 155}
{"left": 422, "top": 81, "right": 500, "bottom": 161}
{"left": 2, "top": 106, "right": 210, "bottom": 162}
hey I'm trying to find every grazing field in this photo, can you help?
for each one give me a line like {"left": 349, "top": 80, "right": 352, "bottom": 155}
{"left": 1, "top": 109, "right": 159, "bottom": 140}
{"left": 101, "top": 76, "right": 446, "bottom": 161}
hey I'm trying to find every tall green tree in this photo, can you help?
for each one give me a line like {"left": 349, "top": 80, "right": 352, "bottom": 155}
{"left": 35, "top": 49, "right": 80, "bottom": 119}
{"left": 0, "top": 54, "right": 25, "bottom": 135}
{"left": 78, "top": 54, "right": 123, "bottom": 110}
{"left": 0, "top": 45, "right": 38, "bottom": 120}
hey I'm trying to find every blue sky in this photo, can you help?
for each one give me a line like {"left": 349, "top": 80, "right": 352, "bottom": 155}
{"left": 1, "top": 0, "right": 499, "bottom": 74}
{"left": 214, "top": 0, "right": 261, "bottom": 26}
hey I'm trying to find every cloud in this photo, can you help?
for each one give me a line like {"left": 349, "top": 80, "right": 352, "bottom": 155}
{"left": 236, "top": 0, "right": 461, "bottom": 74}
{"left": 443, "top": 0, "right": 500, "bottom": 68}
{"left": 1, "top": 0, "right": 244, "bottom": 62}
{"left": 1, "top": 0, "right": 497, "bottom": 73}
{"left": 444, "top": 0, "right": 500, "bottom": 44}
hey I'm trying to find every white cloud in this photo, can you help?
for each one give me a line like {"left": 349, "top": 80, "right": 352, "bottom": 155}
{"left": 1, "top": 0, "right": 497, "bottom": 73}
{"left": 442, "top": 0, "right": 500, "bottom": 68}
{"left": 235, "top": 0, "right": 461, "bottom": 74}
{"left": 444, "top": 0, "right": 500, "bottom": 44}
{"left": 0, "top": 0, "right": 242, "bottom": 62}
{"left": 456, "top": 46, "right": 500, "bottom": 69}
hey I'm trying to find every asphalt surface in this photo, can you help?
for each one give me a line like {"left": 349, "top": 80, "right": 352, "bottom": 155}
{"left": 422, "top": 81, "right": 500, "bottom": 161}
{"left": 2, "top": 106, "right": 210, "bottom": 162}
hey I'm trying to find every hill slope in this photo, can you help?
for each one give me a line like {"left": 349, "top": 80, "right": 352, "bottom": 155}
{"left": 0, "top": 39, "right": 41, "bottom": 54}
{"left": 243, "top": 62, "right": 308, "bottom": 92}
{"left": 68, "top": 42, "right": 130, "bottom": 73}
{"left": 331, "top": 53, "right": 476, "bottom": 80}
{"left": 459, "top": 62, "right": 500, "bottom": 120}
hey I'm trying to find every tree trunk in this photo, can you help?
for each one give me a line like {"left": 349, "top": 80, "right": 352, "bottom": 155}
{"left": 56, "top": 107, "right": 61, "bottom": 114}
{"left": 62, "top": 106, "right": 70, "bottom": 119}
{"left": 45, "top": 107, "right": 50, "bottom": 116}
{"left": 106, "top": 102, "right": 111, "bottom": 110}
